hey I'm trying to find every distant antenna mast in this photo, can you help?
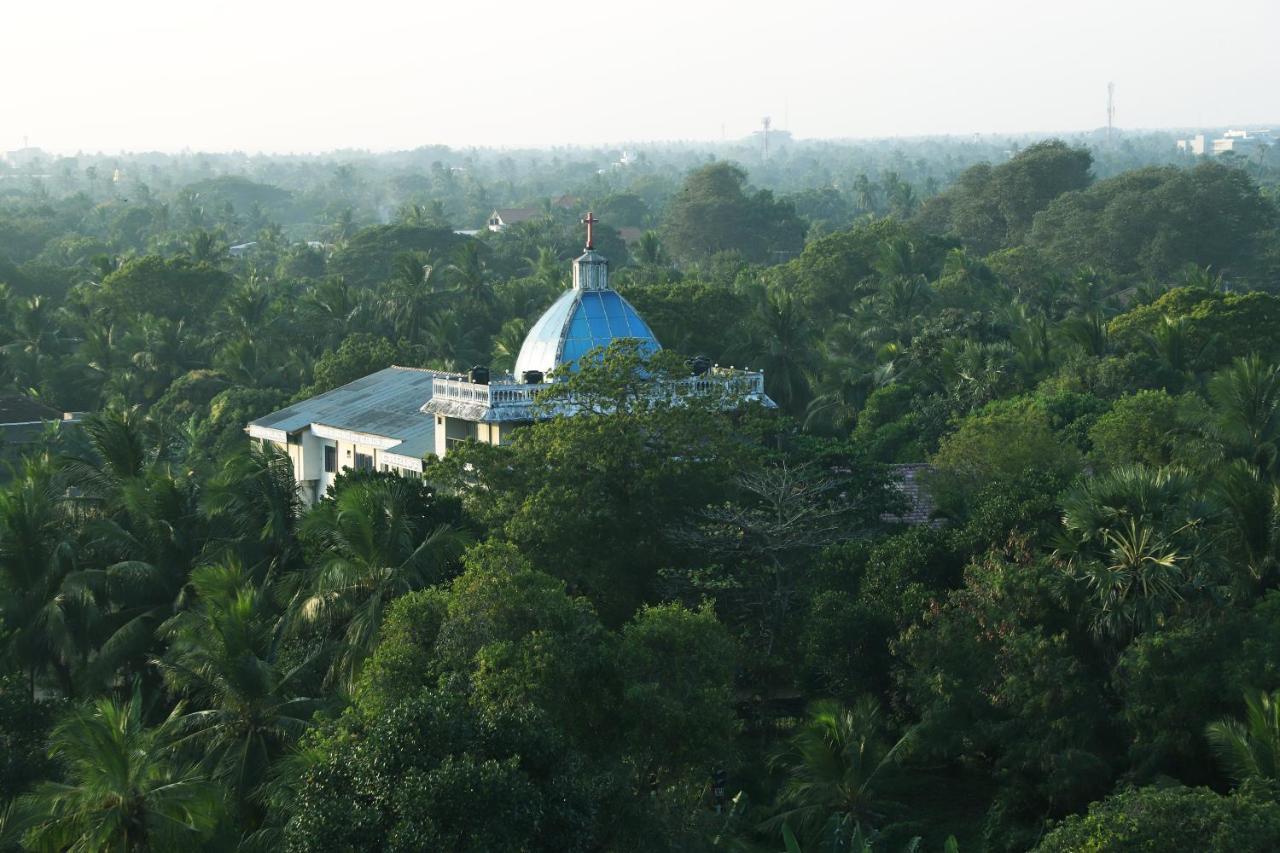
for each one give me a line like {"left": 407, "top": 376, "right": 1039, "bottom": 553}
{"left": 1106, "top": 82, "right": 1116, "bottom": 146}
{"left": 762, "top": 116, "right": 771, "bottom": 161}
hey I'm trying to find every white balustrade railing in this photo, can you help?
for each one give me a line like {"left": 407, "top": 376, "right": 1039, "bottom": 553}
{"left": 430, "top": 368, "right": 766, "bottom": 412}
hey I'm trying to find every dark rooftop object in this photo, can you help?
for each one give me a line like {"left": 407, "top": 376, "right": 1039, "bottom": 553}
{"left": 882, "top": 463, "right": 941, "bottom": 527}
{"left": 0, "top": 395, "right": 63, "bottom": 424}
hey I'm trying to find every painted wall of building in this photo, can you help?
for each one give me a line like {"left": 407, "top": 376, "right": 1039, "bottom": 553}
{"left": 258, "top": 430, "right": 425, "bottom": 505}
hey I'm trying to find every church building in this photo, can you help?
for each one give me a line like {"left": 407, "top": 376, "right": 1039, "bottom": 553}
{"left": 247, "top": 214, "right": 773, "bottom": 504}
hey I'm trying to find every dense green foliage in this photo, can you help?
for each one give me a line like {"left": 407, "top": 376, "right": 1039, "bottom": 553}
{"left": 1, "top": 135, "right": 1280, "bottom": 850}
{"left": 1034, "top": 783, "right": 1280, "bottom": 852}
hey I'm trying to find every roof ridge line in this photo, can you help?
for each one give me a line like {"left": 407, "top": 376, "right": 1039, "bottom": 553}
{"left": 388, "top": 365, "right": 453, "bottom": 375}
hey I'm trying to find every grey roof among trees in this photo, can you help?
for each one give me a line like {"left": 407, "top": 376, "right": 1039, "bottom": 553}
{"left": 248, "top": 366, "right": 446, "bottom": 457}
{"left": 0, "top": 395, "right": 63, "bottom": 424}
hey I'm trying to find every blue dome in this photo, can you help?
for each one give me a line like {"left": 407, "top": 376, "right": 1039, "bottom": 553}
{"left": 514, "top": 287, "right": 661, "bottom": 378}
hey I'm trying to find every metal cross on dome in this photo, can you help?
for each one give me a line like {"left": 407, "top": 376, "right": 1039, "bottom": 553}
{"left": 581, "top": 211, "right": 598, "bottom": 250}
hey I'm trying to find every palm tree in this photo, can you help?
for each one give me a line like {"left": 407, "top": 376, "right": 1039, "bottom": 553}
{"left": 803, "top": 322, "right": 895, "bottom": 434}
{"left": 62, "top": 407, "right": 154, "bottom": 505}
{"left": 490, "top": 317, "right": 530, "bottom": 374}
{"left": 127, "top": 317, "right": 206, "bottom": 403}
{"left": 1008, "top": 308, "right": 1054, "bottom": 378}
{"left": 1207, "top": 689, "right": 1280, "bottom": 785}
{"left": 765, "top": 698, "right": 914, "bottom": 842}
{"left": 738, "top": 286, "right": 817, "bottom": 412}
{"left": 202, "top": 442, "right": 305, "bottom": 583}
{"left": 390, "top": 250, "right": 437, "bottom": 290}
{"left": 1145, "top": 314, "right": 1210, "bottom": 379}
{"left": 862, "top": 242, "right": 932, "bottom": 346}
{"left": 187, "top": 230, "right": 223, "bottom": 265}
{"left": 216, "top": 278, "right": 276, "bottom": 345}
{"left": 634, "top": 231, "right": 666, "bottom": 267}
{"left": 0, "top": 456, "right": 87, "bottom": 697}
{"left": 852, "top": 174, "right": 879, "bottom": 214}
{"left": 298, "top": 276, "right": 369, "bottom": 348}
{"left": 886, "top": 183, "right": 918, "bottom": 219}
{"left": 294, "top": 476, "right": 466, "bottom": 686}
{"left": 325, "top": 207, "right": 357, "bottom": 245}
{"left": 938, "top": 339, "right": 1016, "bottom": 412}
{"left": 420, "top": 309, "right": 483, "bottom": 370}
{"left": 1213, "top": 459, "right": 1280, "bottom": 584}
{"left": 158, "top": 562, "right": 322, "bottom": 826}
{"left": 525, "top": 246, "right": 563, "bottom": 290}
{"left": 1058, "top": 466, "right": 1207, "bottom": 644}
{"left": 76, "top": 322, "right": 126, "bottom": 396}
{"left": 446, "top": 241, "right": 493, "bottom": 305}
{"left": 873, "top": 276, "right": 932, "bottom": 346}
{"left": 872, "top": 237, "right": 925, "bottom": 282}
{"left": 1208, "top": 355, "right": 1280, "bottom": 475}
{"left": 1072, "top": 519, "right": 1187, "bottom": 643}
{"left": 1180, "top": 263, "right": 1225, "bottom": 291}
{"left": 381, "top": 252, "right": 443, "bottom": 344}
{"left": 3, "top": 295, "right": 64, "bottom": 389}
{"left": 1133, "top": 279, "right": 1170, "bottom": 307}
{"left": 1057, "top": 311, "right": 1109, "bottom": 357}
{"left": 17, "top": 689, "right": 221, "bottom": 851}
{"left": 213, "top": 338, "right": 275, "bottom": 389}
{"left": 1059, "top": 465, "right": 1205, "bottom": 552}
{"left": 395, "top": 203, "right": 442, "bottom": 228}
{"left": 72, "top": 467, "right": 209, "bottom": 692}
{"left": 1065, "top": 267, "right": 1118, "bottom": 317}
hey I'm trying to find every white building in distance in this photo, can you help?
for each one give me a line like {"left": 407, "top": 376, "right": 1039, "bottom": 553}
{"left": 485, "top": 207, "right": 542, "bottom": 232}
{"left": 1177, "top": 129, "right": 1273, "bottom": 157}
{"left": 247, "top": 214, "right": 773, "bottom": 504}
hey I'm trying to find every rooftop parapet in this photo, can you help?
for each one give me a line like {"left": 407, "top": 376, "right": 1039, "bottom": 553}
{"left": 421, "top": 367, "right": 772, "bottom": 423}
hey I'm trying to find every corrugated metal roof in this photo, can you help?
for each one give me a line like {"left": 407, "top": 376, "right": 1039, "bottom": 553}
{"left": 881, "top": 463, "right": 942, "bottom": 527}
{"left": 248, "top": 366, "right": 445, "bottom": 458}
{"left": 0, "top": 395, "right": 63, "bottom": 424}
{"left": 493, "top": 208, "right": 541, "bottom": 223}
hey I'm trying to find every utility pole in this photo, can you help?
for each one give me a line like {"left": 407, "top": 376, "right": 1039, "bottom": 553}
{"left": 762, "top": 116, "right": 771, "bottom": 161}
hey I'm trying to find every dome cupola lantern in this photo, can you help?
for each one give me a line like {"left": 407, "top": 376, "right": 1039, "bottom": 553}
{"left": 573, "top": 211, "right": 609, "bottom": 292}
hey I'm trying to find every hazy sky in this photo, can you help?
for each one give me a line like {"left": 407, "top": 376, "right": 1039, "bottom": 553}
{"left": 5, "top": 0, "right": 1277, "bottom": 154}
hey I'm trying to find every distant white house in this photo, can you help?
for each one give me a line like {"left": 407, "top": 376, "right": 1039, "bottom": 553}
{"left": 1214, "top": 129, "right": 1273, "bottom": 156}
{"left": 486, "top": 208, "right": 541, "bottom": 232}
{"left": 1176, "top": 134, "right": 1209, "bottom": 156}
{"left": 1177, "top": 129, "right": 1273, "bottom": 157}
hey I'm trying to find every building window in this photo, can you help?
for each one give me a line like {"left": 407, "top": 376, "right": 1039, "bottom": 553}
{"left": 355, "top": 452, "right": 374, "bottom": 471}
{"left": 324, "top": 445, "right": 337, "bottom": 473}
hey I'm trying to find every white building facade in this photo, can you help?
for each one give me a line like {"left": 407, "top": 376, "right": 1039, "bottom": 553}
{"left": 248, "top": 215, "right": 773, "bottom": 504}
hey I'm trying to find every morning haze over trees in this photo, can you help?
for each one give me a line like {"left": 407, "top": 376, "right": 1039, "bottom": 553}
{"left": 2, "top": 123, "right": 1280, "bottom": 852}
